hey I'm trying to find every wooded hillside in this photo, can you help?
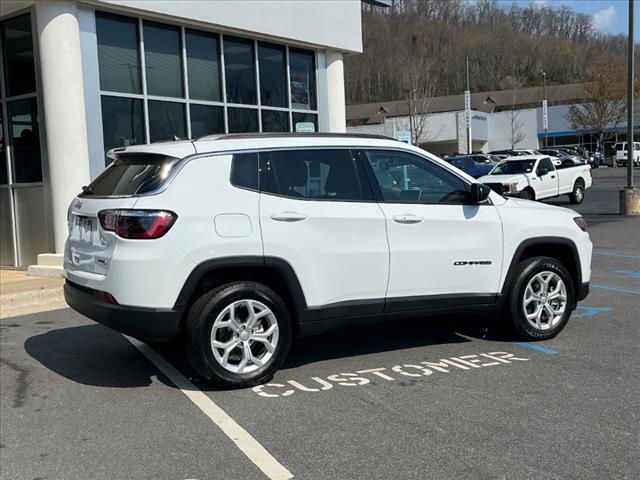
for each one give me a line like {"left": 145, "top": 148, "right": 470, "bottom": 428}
{"left": 345, "top": 0, "right": 631, "bottom": 104}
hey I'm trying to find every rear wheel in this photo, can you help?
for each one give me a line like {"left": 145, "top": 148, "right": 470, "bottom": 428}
{"left": 184, "top": 281, "right": 292, "bottom": 388}
{"left": 569, "top": 180, "right": 585, "bottom": 204}
{"left": 504, "top": 257, "right": 574, "bottom": 340}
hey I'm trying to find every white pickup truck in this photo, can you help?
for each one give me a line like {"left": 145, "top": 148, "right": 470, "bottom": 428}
{"left": 478, "top": 155, "right": 592, "bottom": 204}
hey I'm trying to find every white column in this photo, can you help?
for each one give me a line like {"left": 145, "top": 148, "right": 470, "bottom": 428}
{"left": 35, "top": 0, "right": 90, "bottom": 254}
{"left": 325, "top": 50, "right": 346, "bottom": 133}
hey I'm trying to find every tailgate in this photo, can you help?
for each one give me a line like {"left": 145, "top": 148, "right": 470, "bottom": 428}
{"left": 66, "top": 196, "right": 137, "bottom": 276}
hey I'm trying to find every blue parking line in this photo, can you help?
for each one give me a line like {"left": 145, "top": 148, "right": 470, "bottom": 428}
{"left": 513, "top": 342, "right": 559, "bottom": 355}
{"left": 614, "top": 269, "right": 640, "bottom": 279}
{"left": 594, "top": 251, "right": 640, "bottom": 260}
{"left": 572, "top": 306, "right": 611, "bottom": 318}
{"left": 591, "top": 284, "right": 640, "bottom": 296}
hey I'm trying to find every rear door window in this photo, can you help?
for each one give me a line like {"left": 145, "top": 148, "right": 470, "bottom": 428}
{"left": 259, "top": 149, "right": 372, "bottom": 201}
{"left": 80, "top": 153, "right": 179, "bottom": 197}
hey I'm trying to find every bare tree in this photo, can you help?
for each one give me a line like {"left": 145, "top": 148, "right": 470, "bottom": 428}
{"left": 502, "top": 76, "right": 526, "bottom": 148}
{"left": 567, "top": 59, "right": 633, "bottom": 155}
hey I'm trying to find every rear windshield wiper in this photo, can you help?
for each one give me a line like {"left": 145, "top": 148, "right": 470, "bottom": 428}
{"left": 81, "top": 185, "right": 94, "bottom": 194}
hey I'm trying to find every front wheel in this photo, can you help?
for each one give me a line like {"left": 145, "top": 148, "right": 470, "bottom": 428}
{"left": 569, "top": 180, "right": 585, "bottom": 204}
{"left": 519, "top": 188, "right": 534, "bottom": 201}
{"left": 504, "top": 257, "right": 575, "bottom": 340}
{"left": 184, "top": 281, "right": 293, "bottom": 388}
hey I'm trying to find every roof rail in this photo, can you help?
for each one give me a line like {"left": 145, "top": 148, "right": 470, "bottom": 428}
{"left": 195, "top": 132, "right": 397, "bottom": 142}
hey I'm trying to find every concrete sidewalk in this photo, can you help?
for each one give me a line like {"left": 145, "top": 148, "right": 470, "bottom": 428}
{"left": 0, "top": 270, "right": 66, "bottom": 319}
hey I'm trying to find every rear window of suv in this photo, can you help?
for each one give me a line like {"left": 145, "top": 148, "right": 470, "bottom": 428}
{"left": 80, "top": 153, "right": 180, "bottom": 197}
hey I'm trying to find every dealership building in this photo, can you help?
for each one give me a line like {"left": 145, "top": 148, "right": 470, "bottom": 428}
{"left": 347, "top": 84, "right": 640, "bottom": 157}
{"left": 0, "top": 0, "right": 379, "bottom": 269}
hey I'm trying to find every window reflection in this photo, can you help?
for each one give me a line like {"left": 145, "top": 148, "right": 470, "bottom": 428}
{"left": 8, "top": 98, "right": 41, "bottom": 183}
{"left": 224, "top": 36, "right": 256, "bottom": 105}
{"left": 289, "top": 49, "right": 316, "bottom": 110}
{"left": 0, "top": 114, "right": 6, "bottom": 184}
{"left": 144, "top": 22, "right": 183, "bottom": 98}
{"left": 148, "top": 100, "right": 186, "bottom": 142}
{"left": 1, "top": 14, "right": 36, "bottom": 97}
{"left": 186, "top": 30, "right": 221, "bottom": 102}
{"left": 228, "top": 108, "right": 258, "bottom": 133}
{"left": 261, "top": 110, "right": 289, "bottom": 132}
{"left": 258, "top": 42, "right": 286, "bottom": 107}
{"left": 190, "top": 104, "right": 224, "bottom": 138}
{"left": 100, "top": 96, "right": 145, "bottom": 165}
{"left": 96, "top": 12, "right": 141, "bottom": 94}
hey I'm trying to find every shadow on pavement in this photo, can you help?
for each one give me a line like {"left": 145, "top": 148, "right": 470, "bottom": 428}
{"left": 24, "top": 324, "right": 163, "bottom": 389}
{"left": 24, "top": 312, "right": 514, "bottom": 390}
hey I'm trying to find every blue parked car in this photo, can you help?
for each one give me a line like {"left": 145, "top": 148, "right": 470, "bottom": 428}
{"left": 447, "top": 154, "right": 494, "bottom": 178}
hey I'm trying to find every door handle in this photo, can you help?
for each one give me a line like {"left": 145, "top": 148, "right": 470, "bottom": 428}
{"left": 393, "top": 214, "right": 423, "bottom": 224}
{"left": 270, "top": 211, "right": 307, "bottom": 222}
{"left": 551, "top": 175, "right": 556, "bottom": 179}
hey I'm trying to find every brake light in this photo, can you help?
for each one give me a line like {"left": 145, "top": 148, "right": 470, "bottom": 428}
{"left": 98, "top": 209, "right": 177, "bottom": 239}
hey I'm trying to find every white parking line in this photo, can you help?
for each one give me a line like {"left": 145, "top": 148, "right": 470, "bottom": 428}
{"left": 124, "top": 336, "right": 293, "bottom": 480}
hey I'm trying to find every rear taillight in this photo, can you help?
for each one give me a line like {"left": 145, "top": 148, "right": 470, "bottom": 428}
{"left": 98, "top": 209, "right": 177, "bottom": 239}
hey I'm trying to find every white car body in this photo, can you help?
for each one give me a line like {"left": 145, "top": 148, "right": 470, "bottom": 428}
{"left": 478, "top": 155, "right": 592, "bottom": 202}
{"left": 63, "top": 135, "right": 592, "bottom": 347}
{"left": 614, "top": 142, "right": 640, "bottom": 166}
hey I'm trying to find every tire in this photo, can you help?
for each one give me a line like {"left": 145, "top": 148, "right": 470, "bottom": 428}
{"left": 519, "top": 188, "right": 534, "bottom": 201}
{"left": 569, "top": 180, "right": 585, "bottom": 204}
{"left": 504, "top": 256, "right": 575, "bottom": 341}
{"left": 184, "top": 281, "right": 293, "bottom": 388}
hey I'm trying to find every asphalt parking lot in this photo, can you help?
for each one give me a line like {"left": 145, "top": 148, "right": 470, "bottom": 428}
{"left": 1, "top": 167, "right": 639, "bottom": 480}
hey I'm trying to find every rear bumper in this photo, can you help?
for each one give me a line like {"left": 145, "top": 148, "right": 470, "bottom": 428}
{"left": 64, "top": 280, "right": 181, "bottom": 342}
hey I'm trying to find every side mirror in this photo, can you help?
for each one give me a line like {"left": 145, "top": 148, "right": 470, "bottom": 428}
{"left": 469, "top": 183, "right": 491, "bottom": 203}
{"left": 538, "top": 166, "right": 549, "bottom": 176}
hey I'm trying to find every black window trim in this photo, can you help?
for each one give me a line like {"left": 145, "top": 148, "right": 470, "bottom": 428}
{"left": 257, "top": 148, "right": 376, "bottom": 203}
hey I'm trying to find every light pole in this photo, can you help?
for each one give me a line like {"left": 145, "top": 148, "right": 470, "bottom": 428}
{"left": 542, "top": 71, "right": 548, "bottom": 148}
{"left": 620, "top": 0, "right": 639, "bottom": 214}
{"left": 406, "top": 89, "right": 416, "bottom": 145}
{"left": 466, "top": 56, "right": 472, "bottom": 154}
{"left": 626, "top": 0, "right": 634, "bottom": 189}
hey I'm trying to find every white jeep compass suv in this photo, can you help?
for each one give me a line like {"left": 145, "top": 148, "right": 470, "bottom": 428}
{"left": 64, "top": 133, "right": 592, "bottom": 388}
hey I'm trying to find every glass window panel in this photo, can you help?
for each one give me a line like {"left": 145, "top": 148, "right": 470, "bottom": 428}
{"left": 292, "top": 112, "right": 317, "bottom": 132}
{"left": 0, "top": 188, "right": 15, "bottom": 265}
{"left": 14, "top": 185, "right": 48, "bottom": 265}
{"left": 289, "top": 48, "right": 316, "bottom": 110}
{"left": 0, "top": 113, "right": 7, "bottom": 184}
{"left": 227, "top": 107, "right": 258, "bottom": 133}
{"left": 143, "top": 21, "right": 183, "bottom": 98}
{"left": 190, "top": 104, "right": 224, "bottom": 138}
{"left": 261, "top": 110, "right": 289, "bottom": 133}
{"left": 261, "top": 149, "right": 367, "bottom": 201}
{"left": 148, "top": 100, "right": 186, "bottom": 142}
{"left": 363, "top": 150, "right": 468, "bottom": 205}
{"left": 96, "top": 12, "right": 141, "bottom": 94}
{"left": 1, "top": 14, "right": 36, "bottom": 97}
{"left": 186, "top": 29, "right": 221, "bottom": 102}
{"left": 258, "top": 42, "right": 286, "bottom": 107}
{"left": 231, "top": 153, "right": 258, "bottom": 190}
{"left": 8, "top": 98, "right": 41, "bottom": 183}
{"left": 100, "top": 96, "right": 145, "bottom": 165}
{"left": 224, "top": 36, "right": 256, "bottom": 105}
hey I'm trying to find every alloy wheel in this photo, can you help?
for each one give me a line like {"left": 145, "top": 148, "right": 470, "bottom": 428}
{"left": 522, "top": 271, "right": 567, "bottom": 330}
{"left": 210, "top": 299, "right": 279, "bottom": 374}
